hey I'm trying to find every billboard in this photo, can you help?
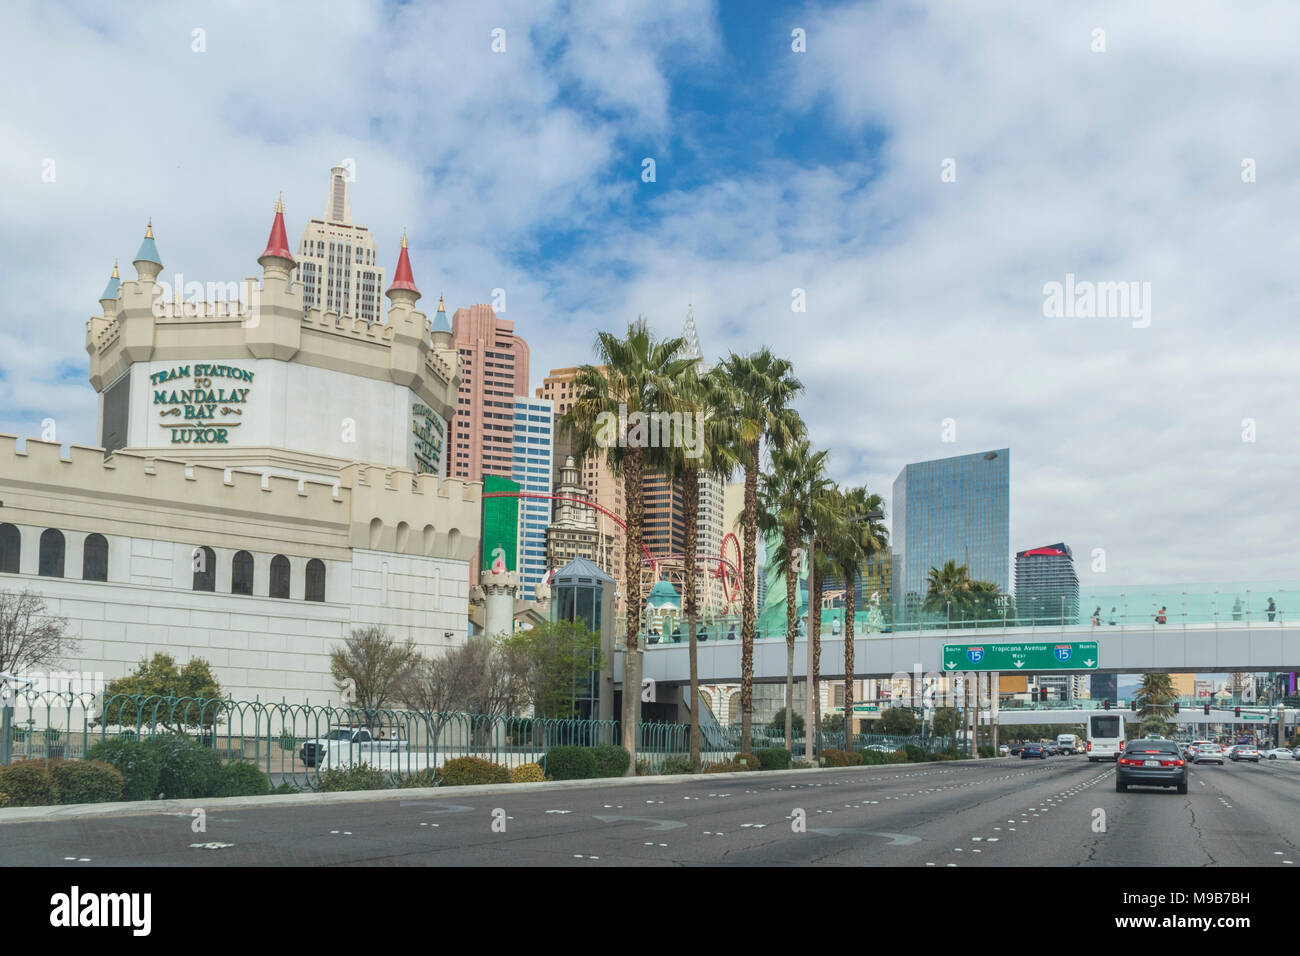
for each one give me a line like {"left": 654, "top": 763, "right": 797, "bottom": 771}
{"left": 482, "top": 475, "right": 520, "bottom": 573}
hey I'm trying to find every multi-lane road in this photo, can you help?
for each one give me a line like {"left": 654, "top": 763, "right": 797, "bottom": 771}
{"left": 3, "top": 756, "right": 1298, "bottom": 866}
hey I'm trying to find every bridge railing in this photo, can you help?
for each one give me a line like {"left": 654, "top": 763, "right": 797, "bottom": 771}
{"left": 618, "top": 581, "right": 1294, "bottom": 646}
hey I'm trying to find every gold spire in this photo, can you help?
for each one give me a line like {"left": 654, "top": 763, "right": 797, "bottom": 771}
{"left": 145, "top": 218, "right": 154, "bottom": 239}
{"left": 111, "top": 259, "right": 119, "bottom": 278}
{"left": 401, "top": 229, "right": 408, "bottom": 249}
{"left": 437, "top": 294, "right": 445, "bottom": 311}
{"left": 276, "top": 192, "right": 284, "bottom": 214}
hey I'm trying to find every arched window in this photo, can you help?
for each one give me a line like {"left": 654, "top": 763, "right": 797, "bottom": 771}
{"left": 192, "top": 546, "right": 216, "bottom": 592}
{"left": 39, "top": 529, "right": 65, "bottom": 578}
{"left": 83, "top": 533, "right": 109, "bottom": 582}
{"left": 232, "top": 551, "right": 254, "bottom": 595}
{"left": 305, "top": 559, "right": 326, "bottom": 602}
{"left": 0, "top": 523, "right": 19, "bottom": 574}
{"left": 270, "top": 555, "right": 291, "bottom": 599}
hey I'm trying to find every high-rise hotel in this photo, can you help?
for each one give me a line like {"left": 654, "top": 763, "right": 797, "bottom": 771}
{"left": 891, "top": 449, "right": 1010, "bottom": 620}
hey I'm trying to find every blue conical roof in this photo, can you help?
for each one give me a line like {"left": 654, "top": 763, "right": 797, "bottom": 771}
{"left": 647, "top": 578, "right": 681, "bottom": 607}
{"left": 99, "top": 262, "right": 121, "bottom": 301}
{"left": 432, "top": 295, "right": 451, "bottom": 333}
{"left": 133, "top": 221, "right": 162, "bottom": 266}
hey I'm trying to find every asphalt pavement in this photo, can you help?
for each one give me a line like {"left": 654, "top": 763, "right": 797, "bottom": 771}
{"left": 4, "top": 755, "right": 1298, "bottom": 866}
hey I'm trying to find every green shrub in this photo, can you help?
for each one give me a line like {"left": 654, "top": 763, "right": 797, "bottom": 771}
{"left": 510, "top": 762, "right": 545, "bottom": 783}
{"left": 820, "top": 749, "right": 862, "bottom": 767}
{"left": 212, "top": 761, "right": 270, "bottom": 798}
{"left": 270, "top": 781, "right": 300, "bottom": 795}
{"left": 731, "top": 752, "right": 763, "bottom": 770}
{"left": 540, "top": 746, "right": 597, "bottom": 781}
{"left": 887, "top": 749, "right": 910, "bottom": 764}
{"left": 904, "top": 744, "right": 927, "bottom": 763}
{"left": 143, "top": 733, "right": 223, "bottom": 799}
{"left": 85, "top": 739, "right": 162, "bottom": 802}
{"left": 790, "top": 760, "right": 811, "bottom": 769}
{"left": 858, "top": 749, "right": 887, "bottom": 766}
{"left": 757, "top": 748, "right": 791, "bottom": 771}
{"left": 317, "top": 763, "right": 391, "bottom": 792}
{"left": 50, "top": 760, "right": 125, "bottom": 804}
{"left": 635, "top": 758, "right": 653, "bottom": 776}
{"left": 439, "top": 757, "right": 510, "bottom": 786}
{"left": 397, "top": 768, "right": 439, "bottom": 788}
{"left": 978, "top": 745, "right": 995, "bottom": 758}
{"left": 658, "top": 755, "right": 695, "bottom": 775}
{"left": 591, "top": 744, "right": 631, "bottom": 778}
{"left": 0, "top": 760, "right": 56, "bottom": 806}
{"left": 703, "top": 761, "right": 742, "bottom": 773}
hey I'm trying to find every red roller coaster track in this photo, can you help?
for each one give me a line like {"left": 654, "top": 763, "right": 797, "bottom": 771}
{"left": 482, "top": 491, "right": 742, "bottom": 603}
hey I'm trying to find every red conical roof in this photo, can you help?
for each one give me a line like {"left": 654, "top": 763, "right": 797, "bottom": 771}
{"left": 260, "top": 197, "right": 295, "bottom": 263}
{"left": 387, "top": 231, "right": 419, "bottom": 294}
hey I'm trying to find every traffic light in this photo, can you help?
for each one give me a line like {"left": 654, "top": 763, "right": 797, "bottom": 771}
{"left": 1174, "top": 702, "right": 1180, "bottom": 714}
{"left": 1235, "top": 707, "right": 1241, "bottom": 718}
{"left": 1204, "top": 703, "right": 1210, "bottom": 715}
{"left": 1103, "top": 699, "right": 1111, "bottom": 710}
{"left": 1131, "top": 698, "right": 1136, "bottom": 712}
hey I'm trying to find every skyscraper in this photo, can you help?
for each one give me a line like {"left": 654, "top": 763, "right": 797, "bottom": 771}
{"left": 1015, "top": 543, "right": 1080, "bottom": 625}
{"left": 891, "top": 449, "right": 1010, "bottom": 619}
{"left": 547, "top": 455, "right": 615, "bottom": 575}
{"left": 512, "top": 396, "right": 554, "bottom": 600}
{"left": 450, "top": 304, "right": 530, "bottom": 482}
{"left": 536, "top": 366, "right": 624, "bottom": 598}
{"left": 296, "top": 163, "right": 385, "bottom": 324}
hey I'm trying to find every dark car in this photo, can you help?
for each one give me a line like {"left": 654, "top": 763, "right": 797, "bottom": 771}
{"left": 1116, "top": 738, "right": 1188, "bottom": 794}
{"left": 1021, "top": 743, "right": 1047, "bottom": 759}
{"left": 1008, "top": 744, "right": 1024, "bottom": 755}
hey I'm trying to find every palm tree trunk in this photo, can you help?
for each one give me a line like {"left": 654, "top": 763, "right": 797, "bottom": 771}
{"left": 810, "top": 549, "right": 822, "bottom": 753}
{"left": 844, "top": 572, "right": 856, "bottom": 745}
{"left": 622, "top": 444, "right": 644, "bottom": 768}
{"left": 740, "top": 439, "right": 760, "bottom": 754}
{"left": 682, "top": 466, "right": 701, "bottom": 769}
{"left": 784, "top": 526, "right": 798, "bottom": 750}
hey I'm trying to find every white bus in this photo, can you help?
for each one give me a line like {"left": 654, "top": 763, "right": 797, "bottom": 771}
{"left": 1086, "top": 713, "right": 1127, "bottom": 761}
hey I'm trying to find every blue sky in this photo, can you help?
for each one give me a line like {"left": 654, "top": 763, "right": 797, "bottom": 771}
{"left": 3, "top": 0, "right": 1300, "bottom": 588}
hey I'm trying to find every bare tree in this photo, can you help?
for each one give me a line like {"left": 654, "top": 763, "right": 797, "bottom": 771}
{"left": 328, "top": 626, "right": 419, "bottom": 717}
{"left": 0, "top": 589, "right": 76, "bottom": 678}
{"left": 398, "top": 636, "right": 529, "bottom": 718}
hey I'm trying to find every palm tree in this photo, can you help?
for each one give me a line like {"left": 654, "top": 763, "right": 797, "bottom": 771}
{"left": 805, "top": 481, "right": 843, "bottom": 753}
{"left": 758, "top": 439, "right": 829, "bottom": 749}
{"left": 560, "top": 319, "right": 691, "bottom": 765}
{"left": 712, "top": 351, "right": 803, "bottom": 754}
{"left": 1135, "top": 673, "right": 1177, "bottom": 723}
{"left": 827, "top": 486, "right": 887, "bottom": 742}
{"left": 923, "top": 559, "right": 974, "bottom": 626}
{"left": 663, "top": 365, "right": 738, "bottom": 769}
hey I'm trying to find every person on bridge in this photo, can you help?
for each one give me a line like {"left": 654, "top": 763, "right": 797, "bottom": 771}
{"left": 1091, "top": 607, "right": 1101, "bottom": 626}
{"left": 1108, "top": 607, "right": 1117, "bottom": 625}
{"left": 1267, "top": 597, "right": 1277, "bottom": 622}
{"left": 1155, "top": 606, "right": 1168, "bottom": 624}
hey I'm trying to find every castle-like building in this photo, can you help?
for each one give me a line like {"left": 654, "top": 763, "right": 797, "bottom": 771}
{"left": 0, "top": 197, "right": 481, "bottom": 706}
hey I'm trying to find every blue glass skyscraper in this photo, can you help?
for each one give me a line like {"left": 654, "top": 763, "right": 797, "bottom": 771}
{"left": 512, "top": 397, "right": 554, "bottom": 600}
{"left": 890, "top": 449, "right": 1009, "bottom": 620}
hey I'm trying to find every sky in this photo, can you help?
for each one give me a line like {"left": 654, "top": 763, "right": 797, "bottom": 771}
{"left": 3, "top": 0, "right": 1299, "bottom": 590}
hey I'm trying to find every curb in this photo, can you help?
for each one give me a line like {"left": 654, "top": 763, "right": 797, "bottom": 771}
{"left": 0, "top": 755, "right": 1012, "bottom": 825}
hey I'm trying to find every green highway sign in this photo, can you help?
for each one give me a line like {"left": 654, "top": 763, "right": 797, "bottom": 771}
{"left": 942, "top": 641, "right": 1099, "bottom": 672}
{"left": 831, "top": 705, "right": 880, "bottom": 714}
{"left": 1241, "top": 714, "right": 1266, "bottom": 721}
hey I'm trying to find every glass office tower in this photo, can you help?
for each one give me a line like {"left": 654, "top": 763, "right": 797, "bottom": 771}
{"left": 512, "top": 397, "right": 554, "bottom": 600}
{"left": 891, "top": 449, "right": 1010, "bottom": 622}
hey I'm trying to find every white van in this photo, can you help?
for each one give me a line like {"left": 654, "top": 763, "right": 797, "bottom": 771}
{"left": 1086, "top": 713, "right": 1127, "bottom": 761}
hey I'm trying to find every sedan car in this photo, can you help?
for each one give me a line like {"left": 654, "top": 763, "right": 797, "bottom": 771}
{"left": 1230, "top": 745, "right": 1261, "bottom": 762}
{"left": 1008, "top": 744, "right": 1023, "bottom": 755}
{"left": 1263, "top": 747, "right": 1292, "bottom": 760}
{"left": 1116, "top": 739, "right": 1189, "bottom": 793}
{"left": 1193, "top": 744, "right": 1225, "bottom": 765}
{"left": 1021, "top": 743, "right": 1047, "bottom": 759}
{"left": 998, "top": 744, "right": 1010, "bottom": 756}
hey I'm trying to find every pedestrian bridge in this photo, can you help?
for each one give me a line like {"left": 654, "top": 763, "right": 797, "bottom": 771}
{"left": 614, "top": 621, "right": 1299, "bottom": 686}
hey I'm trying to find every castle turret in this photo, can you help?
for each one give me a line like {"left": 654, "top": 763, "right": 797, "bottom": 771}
{"left": 258, "top": 196, "right": 296, "bottom": 282}
{"left": 386, "top": 232, "right": 430, "bottom": 391}
{"left": 132, "top": 219, "right": 163, "bottom": 284}
{"left": 98, "top": 261, "right": 121, "bottom": 317}
{"left": 431, "top": 295, "right": 452, "bottom": 349}
{"left": 247, "top": 198, "right": 302, "bottom": 361}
